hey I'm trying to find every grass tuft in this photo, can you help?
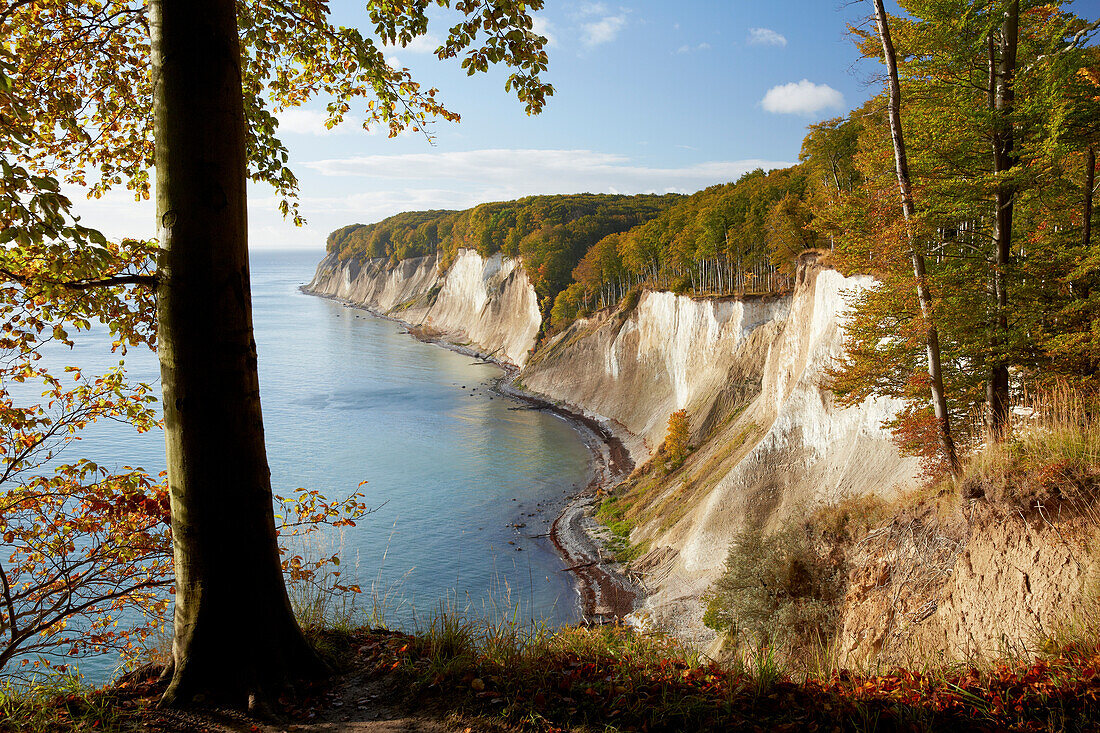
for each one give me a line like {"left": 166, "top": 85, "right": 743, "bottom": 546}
{"left": 954, "top": 384, "right": 1100, "bottom": 515}
{"left": 0, "top": 673, "right": 139, "bottom": 733}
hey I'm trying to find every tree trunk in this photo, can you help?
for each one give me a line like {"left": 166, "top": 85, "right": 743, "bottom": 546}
{"left": 1085, "top": 146, "right": 1095, "bottom": 248}
{"left": 987, "top": 0, "right": 1019, "bottom": 441}
{"left": 872, "top": 0, "right": 962, "bottom": 475}
{"left": 151, "top": 0, "right": 327, "bottom": 710}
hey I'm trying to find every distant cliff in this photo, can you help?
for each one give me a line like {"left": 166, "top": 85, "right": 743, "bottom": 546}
{"left": 307, "top": 249, "right": 540, "bottom": 368}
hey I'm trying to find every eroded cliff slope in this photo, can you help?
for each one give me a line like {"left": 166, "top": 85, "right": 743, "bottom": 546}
{"left": 521, "top": 262, "right": 921, "bottom": 641}
{"left": 307, "top": 249, "right": 540, "bottom": 367}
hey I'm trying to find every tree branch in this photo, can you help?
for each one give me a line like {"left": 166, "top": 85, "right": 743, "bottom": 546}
{"left": 0, "top": 269, "right": 158, "bottom": 291}
{"left": 0, "top": 561, "right": 17, "bottom": 647}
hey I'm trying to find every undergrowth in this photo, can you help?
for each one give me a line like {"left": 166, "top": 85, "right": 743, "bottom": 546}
{"left": 11, "top": 611, "right": 1100, "bottom": 731}
{"left": 0, "top": 673, "right": 139, "bottom": 733}
{"left": 332, "top": 620, "right": 1100, "bottom": 731}
{"left": 955, "top": 385, "right": 1100, "bottom": 517}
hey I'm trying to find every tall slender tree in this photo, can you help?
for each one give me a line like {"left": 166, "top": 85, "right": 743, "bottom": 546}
{"left": 871, "top": 0, "right": 962, "bottom": 474}
{"left": 987, "top": 0, "right": 1020, "bottom": 440}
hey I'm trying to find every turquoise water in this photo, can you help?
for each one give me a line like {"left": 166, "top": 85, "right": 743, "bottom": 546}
{"left": 20, "top": 250, "right": 589, "bottom": 682}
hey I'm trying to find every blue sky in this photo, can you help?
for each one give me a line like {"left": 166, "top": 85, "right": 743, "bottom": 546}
{"left": 77, "top": 0, "right": 1088, "bottom": 251}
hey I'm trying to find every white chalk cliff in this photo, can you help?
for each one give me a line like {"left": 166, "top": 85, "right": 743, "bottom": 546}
{"left": 307, "top": 249, "right": 921, "bottom": 640}
{"left": 307, "top": 249, "right": 541, "bottom": 367}
{"left": 308, "top": 247, "right": 1096, "bottom": 660}
{"left": 521, "top": 262, "right": 921, "bottom": 641}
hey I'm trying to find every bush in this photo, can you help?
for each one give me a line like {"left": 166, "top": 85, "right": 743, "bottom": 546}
{"left": 664, "top": 409, "right": 691, "bottom": 468}
{"left": 619, "top": 287, "right": 641, "bottom": 317}
{"left": 703, "top": 527, "right": 841, "bottom": 649}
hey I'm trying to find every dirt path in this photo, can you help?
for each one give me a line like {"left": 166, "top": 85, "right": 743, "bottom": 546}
{"left": 137, "top": 674, "right": 458, "bottom": 733}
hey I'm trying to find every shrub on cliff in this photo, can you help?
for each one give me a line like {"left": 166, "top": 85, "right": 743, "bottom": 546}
{"left": 703, "top": 527, "right": 842, "bottom": 651}
{"left": 665, "top": 409, "right": 691, "bottom": 469}
{"left": 618, "top": 287, "right": 641, "bottom": 318}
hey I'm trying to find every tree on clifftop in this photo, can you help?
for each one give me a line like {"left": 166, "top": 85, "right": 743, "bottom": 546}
{"left": 828, "top": 1, "right": 1099, "bottom": 473}
{"left": 5, "top": 0, "right": 552, "bottom": 711}
{"left": 869, "top": 0, "right": 961, "bottom": 475}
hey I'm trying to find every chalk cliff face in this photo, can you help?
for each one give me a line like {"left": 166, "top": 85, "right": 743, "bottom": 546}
{"left": 308, "top": 249, "right": 1081, "bottom": 657}
{"left": 522, "top": 291, "right": 789, "bottom": 458}
{"left": 306, "top": 249, "right": 541, "bottom": 367}
{"left": 521, "top": 263, "right": 921, "bottom": 641}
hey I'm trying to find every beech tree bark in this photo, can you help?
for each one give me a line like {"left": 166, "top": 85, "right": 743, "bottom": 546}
{"left": 987, "top": 0, "right": 1019, "bottom": 441}
{"left": 151, "top": 0, "right": 326, "bottom": 709}
{"left": 872, "top": 0, "right": 962, "bottom": 475}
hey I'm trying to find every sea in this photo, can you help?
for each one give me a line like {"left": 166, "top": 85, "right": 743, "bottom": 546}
{"left": 23, "top": 249, "right": 591, "bottom": 684}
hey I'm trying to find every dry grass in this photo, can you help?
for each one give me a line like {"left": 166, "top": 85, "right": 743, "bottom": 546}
{"left": 954, "top": 384, "right": 1100, "bottom": 520}
{"left": 0, "top": 674, "right": 135, "bottom": 733}
{"left": 697, "top": 386, "right": 1100, "bottom": 679}
{"left": 808, "top": 492, "right": 892, "bottom": 544}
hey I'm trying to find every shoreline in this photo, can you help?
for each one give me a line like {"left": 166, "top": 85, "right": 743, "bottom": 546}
{"left": 300, "top": 285, "right": 643, "bottom": 623}
{"left": 493, "top": 366, "right": 641, "bottom": 622}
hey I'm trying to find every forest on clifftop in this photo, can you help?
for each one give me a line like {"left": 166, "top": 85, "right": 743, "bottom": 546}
{"left": 327, "top": 2, "right": 1100, "bottom": 473}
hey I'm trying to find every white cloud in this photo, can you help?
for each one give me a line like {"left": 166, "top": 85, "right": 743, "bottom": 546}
{"left": 276, "top": 108, "right": 369, "bottom": 136}
{"left": 747, "top": 27, "right": 787, "bottom": 47}
{"left": 395, "top": 34, "right": 440, "bottom": 54}
{"left": 531, "top": 16, "right": 557, "bottom": 46}
{"left": 304, "top": 149, "right": 790, "bottom": 213}
{"left": 576, "top": 2, "right": 610, "bottom": 17}
{"left": 761, "top": 79, "right": 843, "bottom": 115}
{"left": 581, "top": 14, "right": 626, "bottom": 46}
{"left": 63, "top": 185, "right": 324, "bottom": 250}
{"left": 64, "top": 186, "right": 156, "bottom": 241}
{"left": 675, "top": 42, "right": 710, "bottom": 54}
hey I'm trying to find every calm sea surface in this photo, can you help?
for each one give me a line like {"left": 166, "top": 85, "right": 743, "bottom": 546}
{"left": 30, "top": 250, "right": 589, "bottom": 682}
